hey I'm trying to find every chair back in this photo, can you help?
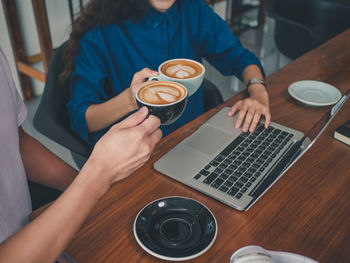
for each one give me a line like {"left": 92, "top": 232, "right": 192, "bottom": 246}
{"left": 33, "top": 43, "right": 92, "bottom": 158}
{"left": 265, "top": 0, "right": 350, "bottom": 59}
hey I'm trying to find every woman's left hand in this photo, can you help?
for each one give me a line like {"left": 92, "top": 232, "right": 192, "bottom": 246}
{"left": 228, "top": 84, "right": 270, "bottom": 132}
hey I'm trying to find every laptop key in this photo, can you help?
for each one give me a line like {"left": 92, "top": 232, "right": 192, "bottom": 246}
{"left": 220, "top": 135, "right": 245, "bottom": 156}
{"left": 249, "top": 177, "right": 257, "bottom": 183}
{"left": 210, "top": 160, "right": 220, "bottom": 167}
{"left": 227, "top": 155, "right": 236, "bottom": 161}
{"left": 215, "top": 155, "right": 225, "bottom": 162}
{"left": 248, "top": 167, "right": 257, "bottom": 173}
{"left": 214, "top": 167, "right": 223, "bottom": 173}
{"left": 224, "top": 168, "right": 234, "bottom": 175}
{"left": 200, "top": 169, "right": 210, "bottom": 176}
{"left": 234, "top": 171, "right": 243, "bottom": 177}
{"left": 219, "top": 185, "right": 229, "bottom": 193}
{"left": 229, "top": 164, "right": 238, "bottom": 170}
{"left": 242, "top": 173, "right": 251, "bottom": 179}
{"left": 219, "top": 173, "right": 229, "bottom": 180}
{"left": 238, "top": 177, "right": 248, "bottom": 183}
{"left": 223, "top": 159, "right": 232, "bottom": 164}
{"left": 263, "top": 162, "right": 269, "bottom": 168}
{"left": 255, "top": 125, "right": 264, "bottom": 134}
{"left": 219, "top": 163, "right": 228, "bottom": 169}
{"left": 204, "top": 165, "right": 211, "bottom": 170}
{"left": 235, "top": 192, "right": 243, "bottom": 199}
{"left": 203, "top": 172, "right": 219, "bottom": 184}
{"left": 224, "top": 181, "right": 234, "bottom": 187}
{"left": 194, "top": 174, "right": 201, "bottom": 179}
{"left": 273, "top": 129, "right": 281, "bottom": 135}
{"left": 234, "top": 181, "right": 244, "bottom": 188}
{"left": 212, "top": 178, "right": 224, "bottom": 188}
{"left": 228, "top": 175, "right": 239, "bottom": 182}
{"left": 227, "top": 187, "right": 239, "bottom": 196}
{"left": 241, "top": 132, "right": 250, "bottom": 137}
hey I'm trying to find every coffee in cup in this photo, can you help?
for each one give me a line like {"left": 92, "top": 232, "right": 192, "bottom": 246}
{"left": 150, "top": 58, "right": 205, "bottom": 96}
{"left": 161, "top": 59, "right": 203, "bottom": 79}
{"left": 136, "top": 81, "right": 188, "bottom": 125}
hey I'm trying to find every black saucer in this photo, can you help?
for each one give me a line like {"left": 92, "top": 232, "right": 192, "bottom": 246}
{"left": 134, "top": 196, "right": 217, "bottom": 261}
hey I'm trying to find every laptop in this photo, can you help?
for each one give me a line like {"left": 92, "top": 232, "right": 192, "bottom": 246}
{"left": 154, "top": 89, "right": 350, "bottom": 211}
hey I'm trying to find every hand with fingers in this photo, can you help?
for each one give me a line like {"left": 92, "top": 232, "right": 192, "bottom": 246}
{"left": 128, "top": 68, "right": 159, "bottom": 107}
{"left": 228, "top": 85, "right": 271, "bottom": 133}
{"left": 89, "top": 106, "right": 162, "bottom": 185}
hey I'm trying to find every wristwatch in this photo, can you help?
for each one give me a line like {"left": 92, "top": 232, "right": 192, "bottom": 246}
{"left": 246, "top": 78, "right": 266, "bottom": 90}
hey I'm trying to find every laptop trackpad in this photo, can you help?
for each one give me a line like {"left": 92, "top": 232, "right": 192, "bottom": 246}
{"left": 184, "top": 125, "right": 232, "bottom": 155}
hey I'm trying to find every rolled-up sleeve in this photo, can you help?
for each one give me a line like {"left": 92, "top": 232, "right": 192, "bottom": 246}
{"left": 67, "top": 28, "right": 109, "bottom": 145}
{"left": 198, "top": 0, "right": 264, "bottom": 79}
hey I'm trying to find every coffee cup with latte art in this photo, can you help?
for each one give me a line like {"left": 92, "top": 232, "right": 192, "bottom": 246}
{"left": 150, "top": 58, "right": 205, "bottom": 96}
{"left": 136, "top": 81, "right": 188, "bottom": 125}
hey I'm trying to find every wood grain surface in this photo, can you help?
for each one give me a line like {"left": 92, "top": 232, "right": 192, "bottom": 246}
{"left": 32, "top": 29, "right": 350, "bottom": 263}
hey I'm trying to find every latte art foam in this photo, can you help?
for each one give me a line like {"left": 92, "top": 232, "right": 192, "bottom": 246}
{"left": 161, "top": 60, "right": 203, "bottom": 79}
{"left": 165, "top": 64, "right": 196, "bottom": 78}
{"left": 138, "top": 82, "right": 186, "bottom": 105}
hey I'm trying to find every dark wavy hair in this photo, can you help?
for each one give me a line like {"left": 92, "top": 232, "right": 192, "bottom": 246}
{"left": 61, "top": 0, "right": 150, "bottom": 80}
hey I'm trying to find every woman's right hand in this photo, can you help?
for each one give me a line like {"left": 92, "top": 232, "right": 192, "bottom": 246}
{"left": 128, "top": 68, "right": 158, "bottom": 107}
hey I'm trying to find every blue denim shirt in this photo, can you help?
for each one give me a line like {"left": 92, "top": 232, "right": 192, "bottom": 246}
{"left": 67, "top": 0, "right": 263, "bottom": 145}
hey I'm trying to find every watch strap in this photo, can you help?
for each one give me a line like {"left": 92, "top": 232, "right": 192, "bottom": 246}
{"left": 247, "top": 78, "right": 266, "bottom": 89}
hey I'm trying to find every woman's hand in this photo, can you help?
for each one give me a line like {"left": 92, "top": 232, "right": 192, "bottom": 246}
{"left": 128, "top": 68, "right": 158, "bottom": 107}
{"left": 85, "top": 68, "right": 158, "bottom": 133}
{"left": 228, "top": 84, "right": 270, "bottom": 132}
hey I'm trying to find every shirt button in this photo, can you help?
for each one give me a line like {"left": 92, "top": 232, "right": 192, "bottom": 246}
{"left": 162, "top": 49, "right": 166, "bottom": 54}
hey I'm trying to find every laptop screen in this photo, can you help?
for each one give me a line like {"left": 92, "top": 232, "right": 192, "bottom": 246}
{"left": 301, "top": 89, "right": 350, "bottom": 151}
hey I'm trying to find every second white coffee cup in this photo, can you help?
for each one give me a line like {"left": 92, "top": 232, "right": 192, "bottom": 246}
{"left": 150, "top": 58, "right": 205, "bottom": 97}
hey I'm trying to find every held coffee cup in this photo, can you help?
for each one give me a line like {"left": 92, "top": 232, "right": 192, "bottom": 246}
{"left": 136, "top": 81, "right": 188, "bottom": 125}
{"left": 150, "top": 58, "right": 205, "bottom": 96}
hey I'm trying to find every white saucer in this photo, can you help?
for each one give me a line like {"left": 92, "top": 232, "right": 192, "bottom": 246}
{"left": 230, "top": 245, "right": 319, "bottom": 263}
{"left": 288, "top": 80, "right": 341, "bottom": 106}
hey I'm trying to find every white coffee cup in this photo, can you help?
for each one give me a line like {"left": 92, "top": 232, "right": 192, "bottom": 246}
{"left": 150, "top": 58, "right": 205, "bottom": 97}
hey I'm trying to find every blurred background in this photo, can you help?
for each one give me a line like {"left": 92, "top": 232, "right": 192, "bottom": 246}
{"left": 1, "top": 0, "right": 349, "bottom": 168}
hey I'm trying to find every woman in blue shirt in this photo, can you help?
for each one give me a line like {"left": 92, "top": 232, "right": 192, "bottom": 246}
{"left": 63, "top": 0, "right": 270, "bottom": 145}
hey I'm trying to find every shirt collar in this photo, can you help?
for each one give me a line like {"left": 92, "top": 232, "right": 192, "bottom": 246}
{"left": 144, "top": 1, "right": 179, "bottom": 28}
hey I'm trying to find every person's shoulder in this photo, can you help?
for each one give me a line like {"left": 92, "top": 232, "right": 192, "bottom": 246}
{"left": 83, "top": 24, "right": 123, "bottom": 43}
{"left": 81, "top": 25, "right": 104, "bottom": 43}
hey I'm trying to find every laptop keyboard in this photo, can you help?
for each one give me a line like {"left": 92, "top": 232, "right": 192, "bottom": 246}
{"left": 194, "top": 123, "right": 293, "bottom": 200}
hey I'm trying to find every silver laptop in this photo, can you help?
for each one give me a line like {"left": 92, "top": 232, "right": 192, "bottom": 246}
{"left": 154, "top": 89, "right": 350, "bottom": 211}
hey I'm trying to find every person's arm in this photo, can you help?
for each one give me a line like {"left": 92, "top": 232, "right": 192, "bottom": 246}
{"left": 0, "top": 107, "right": 162, "bottom": 263}
{"left": 228, "top": 64, "right": 271, "bottom": 133}
{"left": 85, "top": 68, "right": 158, "bottom": 132}
{"left": 19, "top": 127, "right": 77, "bottom": 191}
{"left": 197, "top": 1, "right": 270, "bottom": 132}
{"left": 67, "top": 28, "right": 158, "bottom": 144}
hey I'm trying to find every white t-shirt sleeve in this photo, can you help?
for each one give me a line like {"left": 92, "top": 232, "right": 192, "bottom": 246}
{"left": 0, "top": 48, "right": 27, "bottom": 126}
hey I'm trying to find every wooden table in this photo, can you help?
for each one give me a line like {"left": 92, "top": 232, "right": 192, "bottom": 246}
{"left": 32, "top": 29, "right": 350, "bottom": 262}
